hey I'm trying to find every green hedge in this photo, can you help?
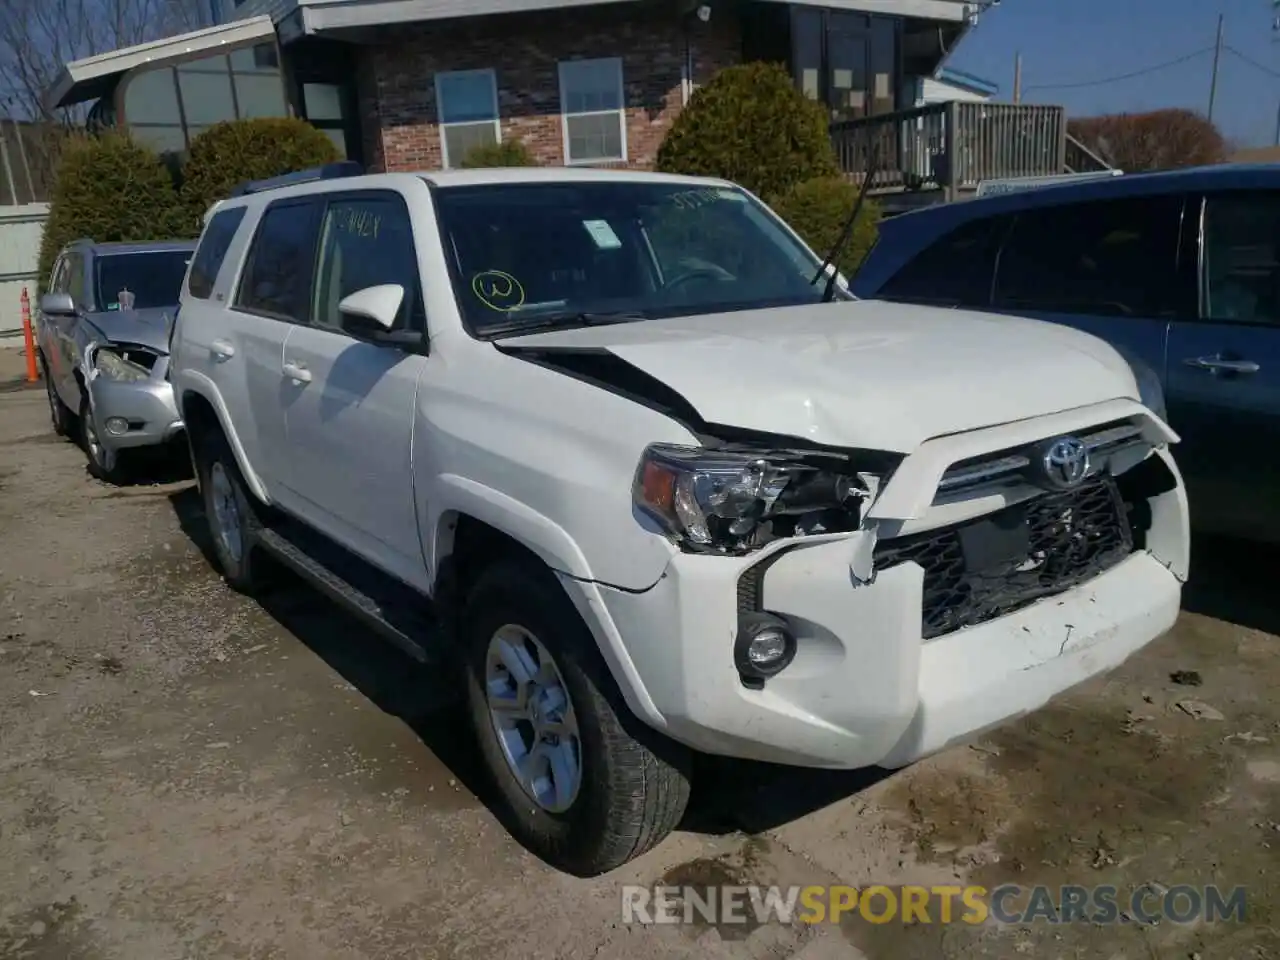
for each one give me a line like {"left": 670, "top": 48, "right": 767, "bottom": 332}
{"left": 656, "top": 62, "right": 839, "bottom": 201}
{"left": 769, "top": 177, "right": 881, "bottom": 273}
{"left": 460, "top": 138, "right": 538, "bottom": 167}
{"left": 180, "top": 117, "right": 340, "bottom": 230}
{"left": 37, "top": 132, "right": 186, "bottom": 294}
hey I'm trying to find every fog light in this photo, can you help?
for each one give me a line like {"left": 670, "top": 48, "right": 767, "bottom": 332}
{"left": 105, "top": 417, "right": 129, "bottom": 436}
{"left": 734, "top": 612, "right": 796, "bottom": 685}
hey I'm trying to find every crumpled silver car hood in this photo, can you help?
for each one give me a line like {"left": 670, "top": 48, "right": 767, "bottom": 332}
{"left": 84, "top": 307, "right": 175, "bottom": 354}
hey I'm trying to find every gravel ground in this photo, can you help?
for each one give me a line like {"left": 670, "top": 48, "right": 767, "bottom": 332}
{"left": 1, "top": 344, "right": 1277, "bottom": 960}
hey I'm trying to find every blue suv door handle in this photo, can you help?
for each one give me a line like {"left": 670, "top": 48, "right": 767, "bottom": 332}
{"left": 1183, "top": 354, "right": 1261, "bottom": 376}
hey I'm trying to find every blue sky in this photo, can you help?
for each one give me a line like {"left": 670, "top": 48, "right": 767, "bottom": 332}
{"left": 948, "top": 0, "right": 1280, "bottom": 147}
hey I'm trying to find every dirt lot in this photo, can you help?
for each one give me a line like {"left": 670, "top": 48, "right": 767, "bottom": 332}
{"left": 1, "top": 345, "right": 1278, "bottom": 960}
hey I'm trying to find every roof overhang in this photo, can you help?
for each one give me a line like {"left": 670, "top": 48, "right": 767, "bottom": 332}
{"left": 285, "top": 0, "right": 972, "bottom": 40}
{"left": 45, "top": 15, "right": 276, "bottom": 111}
{"left": 934, "top": 65, "right": 998, "bottom": 96}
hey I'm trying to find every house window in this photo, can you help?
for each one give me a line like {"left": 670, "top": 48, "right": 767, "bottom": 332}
{"left": 435, "top": 69, "right": 500, "bottom": 168}
{"left": 558, "top": 58, "right": 626, "bottom": 164}
{"left": 121, "top": 41, "right": 287, "bottom": 155}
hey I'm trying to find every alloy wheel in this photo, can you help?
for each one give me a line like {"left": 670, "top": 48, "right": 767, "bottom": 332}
{"left": 208, "top": 461, "right": 244, "bottom": 563}
{"left": 485, "top": 625, "right": 582, "bottom": 813}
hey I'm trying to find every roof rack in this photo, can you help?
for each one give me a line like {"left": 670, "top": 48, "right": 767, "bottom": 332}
{"left": 974, "top": 169, "right": 1123, "bottom": 198}
{"left": 230, "top": 160, "right": 364, "bottom": 197}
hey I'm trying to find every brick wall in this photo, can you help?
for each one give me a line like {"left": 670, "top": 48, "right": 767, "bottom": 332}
{"left": 355, "top": 3, "right": 742, "bottom": 172}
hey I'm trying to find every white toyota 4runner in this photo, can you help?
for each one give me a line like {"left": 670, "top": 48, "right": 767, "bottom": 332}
{"left": 171, "top": 164, "right": 1190, "bottom": 876}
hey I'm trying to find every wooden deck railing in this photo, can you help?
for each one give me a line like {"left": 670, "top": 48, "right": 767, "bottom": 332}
{"left": 830, "top": 102, "right": 1074, "bottom": 196}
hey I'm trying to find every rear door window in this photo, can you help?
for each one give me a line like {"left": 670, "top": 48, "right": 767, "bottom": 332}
{"left": 234, "top": 200, "right": 321, "bottom": 322}
{"left": 876, "top": 216, "right": 1008, "bottom": 307}
{"left": 188, "top": 207, "right": 248, "bottom": 300}
{"left": 993, "top": 196, "right": 1189, "bottom": 318}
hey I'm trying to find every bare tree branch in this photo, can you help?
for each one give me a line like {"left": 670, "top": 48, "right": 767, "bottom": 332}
{"left": 1068, "top": 109, "right": 1228, "bottom": 172}
{"left": 0, "top": 0, "right": 207, "bottom": 123}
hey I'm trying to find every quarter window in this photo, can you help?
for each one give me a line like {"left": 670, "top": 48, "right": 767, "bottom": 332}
{"left": 311, "top": 195, "right": 425, "bottom": 332}
{"left": 993, "top": 196, "right": 1187, "bottom": 318}
{"left": 235, "top": 201, "right": 320, "bottom": 322}
{"left": 188, "top": 206, "right": 247, "bottom": 300}
{"left": 877, "top": 216, "right": 1007, "bottom": 307}
{"left": 558, "top": 58, "right": 626, "bottom": 164}
{"left": 435, "top": 69, "right": 500, "bottom": 168}
{"left": 1202, "top": 192, "right": 1280, "bottom": 324}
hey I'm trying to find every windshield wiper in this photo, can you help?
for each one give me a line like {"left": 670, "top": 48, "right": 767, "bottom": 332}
{"left": 810, "top": 130, "right": 881, "bottom": 303}
{"left": 480, "top": 311, "right": 649, "bottom": 338}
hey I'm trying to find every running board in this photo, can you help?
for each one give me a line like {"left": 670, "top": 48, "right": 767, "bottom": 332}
{"left": 256, "top": 524, "right": 447, "bottom": 665}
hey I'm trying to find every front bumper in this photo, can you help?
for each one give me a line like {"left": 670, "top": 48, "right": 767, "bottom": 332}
{"left": 87, "top": 373, "right": 183, "bottom": 451}
{"left": 587, "top": 447, "right": 1188, "bottom": 769}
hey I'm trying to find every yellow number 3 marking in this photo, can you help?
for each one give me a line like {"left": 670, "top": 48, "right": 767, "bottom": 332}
{"left": 472, "top": 270, "right": 526, "bottom": 312}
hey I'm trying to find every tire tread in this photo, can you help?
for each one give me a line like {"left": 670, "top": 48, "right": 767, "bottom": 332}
{"left": 465, "top": 558, "right": 690, "bottom": 876}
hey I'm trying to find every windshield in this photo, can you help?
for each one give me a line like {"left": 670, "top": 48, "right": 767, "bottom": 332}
{"left": 431, "top": 181, "right": 845, "bottom": 335}
{"left": 94, "top": 251, "right": 193, "bottom": 312}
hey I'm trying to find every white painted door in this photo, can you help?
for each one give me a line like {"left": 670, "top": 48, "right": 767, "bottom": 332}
{"left": 218, "top": 198, "right": 324, "bottom": 498}
{"left": 278, "top": 190, "right": 429, "bottom": 588}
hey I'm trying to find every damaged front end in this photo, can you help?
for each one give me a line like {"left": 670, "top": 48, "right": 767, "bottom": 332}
{"left": 78, "top": 340, "right": 182, "bottom": 453}
{"left": 632, "top": 438, "right": 893, "bottom": 560}
{"left": 86, "top": 341, "right": 160, "bottom": 385}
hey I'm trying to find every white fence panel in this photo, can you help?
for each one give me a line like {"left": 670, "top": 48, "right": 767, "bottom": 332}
{"left": 0, "top": 203, "right": 49, "bottom": 337}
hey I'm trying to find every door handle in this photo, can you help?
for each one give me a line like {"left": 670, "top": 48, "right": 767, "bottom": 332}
{"left": 210, "top": 338, "right": 235, "bottom": 360}
{"left": 282, "top": 361, "right": 312, "bottom": 384}
{"left": 1183, "top": 354, "right": 1261, "bottom": 376}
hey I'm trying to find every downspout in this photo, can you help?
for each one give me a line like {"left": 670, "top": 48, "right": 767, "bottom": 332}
{"left": 681, "top": 21, "right": 693, "bottom": 105}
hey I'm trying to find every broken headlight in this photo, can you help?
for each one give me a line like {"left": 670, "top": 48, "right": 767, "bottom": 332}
{"left": 93, "top": 346, "right": 154, "bottom": 383}
{"left": 633, "top": 443, "right": 870, "bottom": 554}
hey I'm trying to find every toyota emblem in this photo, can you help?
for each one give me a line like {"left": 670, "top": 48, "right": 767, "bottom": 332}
{"left": 1040, "top": 436, "right": 1091, "bottom": 490}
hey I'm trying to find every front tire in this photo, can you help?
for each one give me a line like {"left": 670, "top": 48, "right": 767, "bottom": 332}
{"left": 196, "top": 430, "right": 267, "bottom": 593}
{"left": 464, "top": 558, "right": 690, "bottom": 876}
{"left": 41, "top": 355, "right": 72, "bottom": 437}
{"left": 79, "top": 395, "right": 129, "bottom": 484}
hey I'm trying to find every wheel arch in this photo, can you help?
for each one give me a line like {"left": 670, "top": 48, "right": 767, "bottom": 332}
{"left": 427, "top": 475, "right": 595, "bottom": 587}
{"left": 178, "top": 374, "right": 270, "bottom": 503}
{"left": 426, "top": 484, "right": 666, "bottom": 733}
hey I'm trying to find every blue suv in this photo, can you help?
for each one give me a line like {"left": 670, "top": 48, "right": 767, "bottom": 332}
{"left": 853, "top": 164, "right": 1280, "bottom": 543}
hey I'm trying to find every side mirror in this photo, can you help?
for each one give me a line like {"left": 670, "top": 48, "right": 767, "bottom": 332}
{"left": 339, "top": 284, "right": 404, "bottom": 332}
{"left": 40, "top": 292, "right": 76, "bottom": 316}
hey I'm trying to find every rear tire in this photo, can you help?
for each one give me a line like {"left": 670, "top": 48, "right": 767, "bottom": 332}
{"left": 463, "top": 558, "right": 690, "bottom": 876}
{"left": 196, "top": 429, "right": 268, "bottom": 594}
{"left": 41, "top": 355, "right": 72, "bottom": 438}
{"left": 79, "top": 395, "right": 130, "bottom": 484}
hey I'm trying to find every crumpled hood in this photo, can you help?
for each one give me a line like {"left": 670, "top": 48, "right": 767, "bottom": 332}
{"left": 496, "top": 300, "right": 1139, "bottom": 452}
{"left": 84, "top": 307, "right": 175, "bottom": 354}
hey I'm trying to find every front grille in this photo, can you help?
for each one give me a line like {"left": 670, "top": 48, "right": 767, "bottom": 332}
{"left": 874, "top": 477, "right": 1133, "bottom": 640}
{"left": 936, "top": 420, "right": 1147, "bottom": 498}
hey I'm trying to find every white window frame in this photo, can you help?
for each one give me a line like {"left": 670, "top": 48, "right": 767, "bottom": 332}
{"left": 434, "top": 68, "right": 501, "bottom": 169}
{"left": 557, "top": 57, "right": 627, "bottom": 165}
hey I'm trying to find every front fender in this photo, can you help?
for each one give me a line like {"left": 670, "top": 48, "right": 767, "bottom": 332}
{"left": 425, "top": 473, "right": 669, "bottom": 731}
{"left": 427, "top": 473, "right": 594, "bottom": 581}
{"left": 178, "top": 369, "right": 271, "bottom": 504}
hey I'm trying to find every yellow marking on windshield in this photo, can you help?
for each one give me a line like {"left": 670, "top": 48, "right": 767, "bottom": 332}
{"left": 472, "top": 270, "right": 526, "bottom": 311}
